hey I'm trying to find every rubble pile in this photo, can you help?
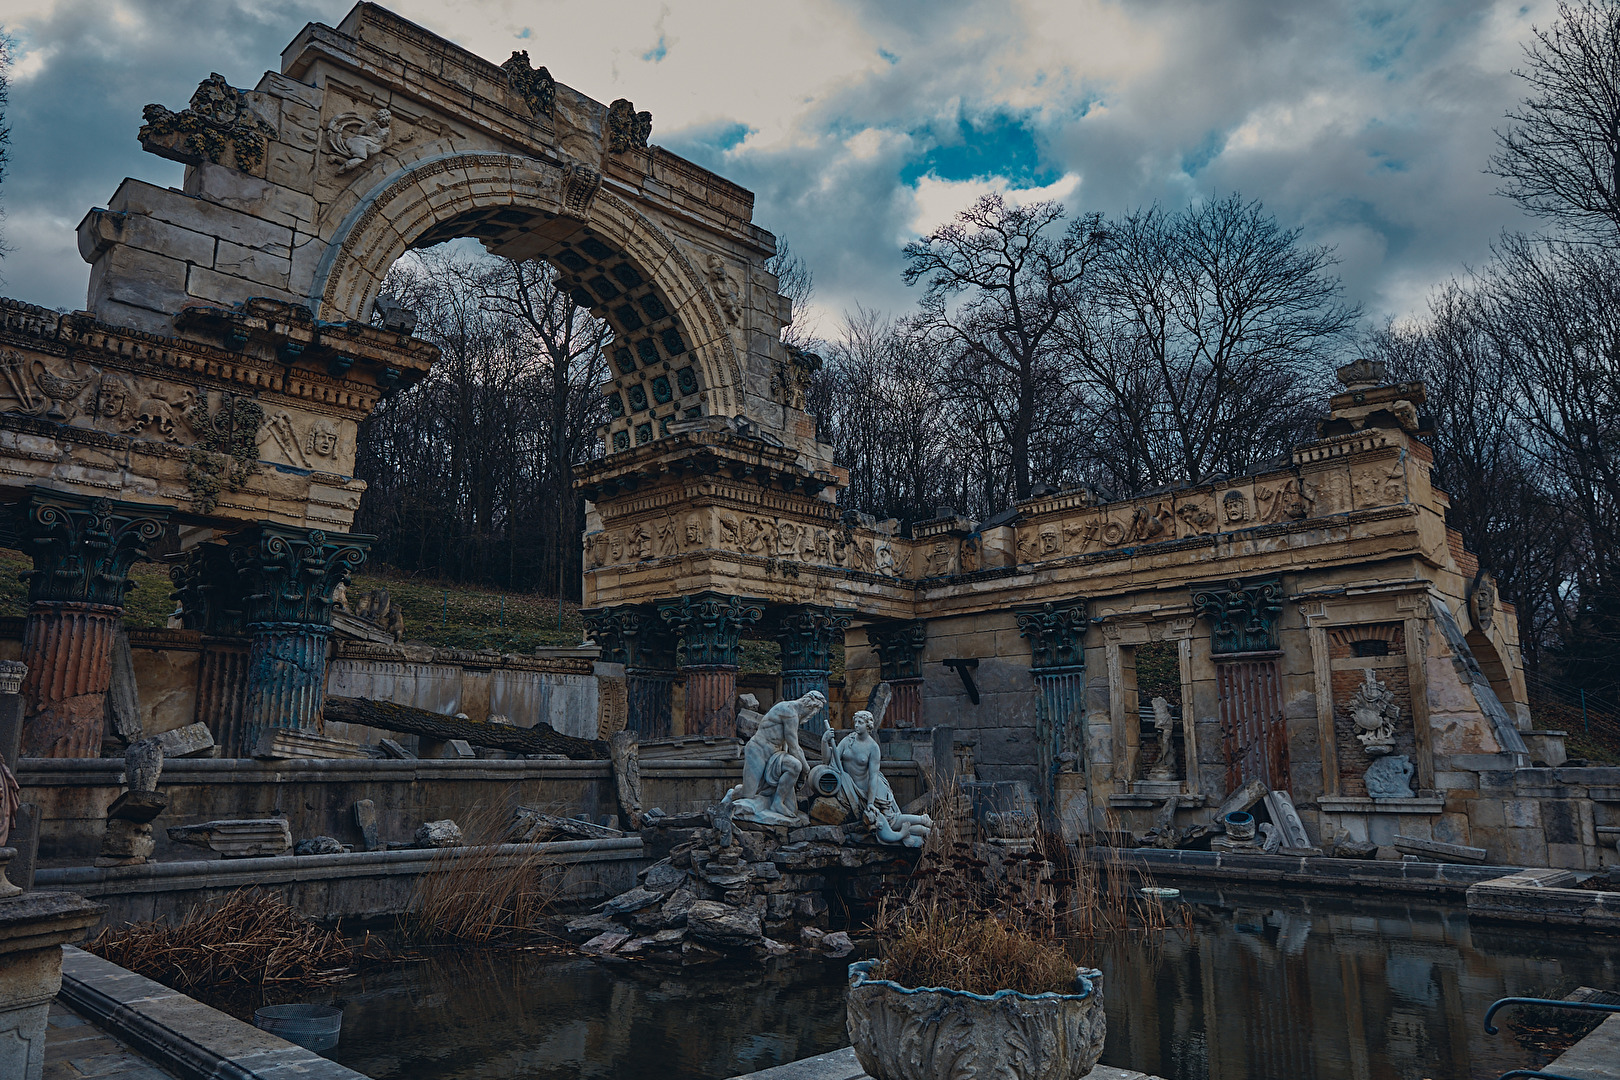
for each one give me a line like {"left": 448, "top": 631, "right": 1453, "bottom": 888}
{"left": 564, "top": 816, "right": 914, "bottom": 964}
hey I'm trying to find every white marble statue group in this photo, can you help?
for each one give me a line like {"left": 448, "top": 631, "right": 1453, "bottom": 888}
{"left": 718, "top": 690, "right": 932, "bottom": 847}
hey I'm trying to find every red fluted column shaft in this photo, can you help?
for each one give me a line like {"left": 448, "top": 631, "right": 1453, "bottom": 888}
{"left": 884, "top": 678, "right": 925, "bottom": 729}
{"left": 683, "top": 666, "right": 738, "bottom": 737}
{"left": 20, "top": 602, "right": 121, "bottom": 758}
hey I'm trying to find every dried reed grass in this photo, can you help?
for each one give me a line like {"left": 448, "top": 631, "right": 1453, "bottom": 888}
{"left": 402, "top": 798, "right": 567, "bottom": 946}
{"left": 85, "top": 889, "right": 367, "bottom": 995}
{"left": 872, "top": 902, "right": 1076, "bottom": 996}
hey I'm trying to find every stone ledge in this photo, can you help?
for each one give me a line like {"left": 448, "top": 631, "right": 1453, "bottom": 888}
{"left": 0, "top": 891, "right": 105, "bottom": 955}
{"left": 35, "top": 836, "right": 644, "bottom": 897}
{"left": 1103, "top": 847, "right": 1522, "bottom": 894}
{"left": 1467, "top": 870, "right": 1620, "bottom": 930}
{"left": 1319, "top": 796, "right": 1446, "bottom": 814}
{"left": 725, "top": 1046, "right": 1166, "bottom": 1080}
{"left": 59, "top": 945, "right": 373, "bottom": 1080}
{"left": 1545, "top": 1012, "right": 1620, "bottom": 1079}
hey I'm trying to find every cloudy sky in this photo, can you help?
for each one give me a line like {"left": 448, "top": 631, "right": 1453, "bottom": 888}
{"left": 0, "top": 0, "right": 1552, "bottom": 334}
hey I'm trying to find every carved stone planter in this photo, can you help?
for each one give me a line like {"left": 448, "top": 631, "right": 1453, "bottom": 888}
{"left": 846, "top": 959, "right": 1106, "bottom": 1080}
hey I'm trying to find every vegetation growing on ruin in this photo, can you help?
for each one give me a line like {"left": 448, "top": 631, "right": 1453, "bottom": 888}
{"left": 872, "top": 907, "right": 1077, "bottom": 996}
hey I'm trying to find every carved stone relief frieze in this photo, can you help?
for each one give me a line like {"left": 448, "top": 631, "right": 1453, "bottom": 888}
{"left": 583, "top": 506, "right": 912, "bottom": 577}
{"left": 262, "top": 411, "right": 347, "bottom": 471}
{"left": 1352, "top": 459, "right": 1407, "bottom": 509}
{"left": 325, "top": 107, "right": 412, "bottom": 172}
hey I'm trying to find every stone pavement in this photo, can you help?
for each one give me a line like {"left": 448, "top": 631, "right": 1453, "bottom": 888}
{"left": 43, "top": 1000, "right": 178, "bottom": 1080}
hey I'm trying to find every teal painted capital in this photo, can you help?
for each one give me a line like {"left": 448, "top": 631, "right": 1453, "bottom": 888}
{"left": 15, "top": 488, "right": 168, "bottom": 607}
{"left": 774, "top": 605, "right": 853, "bottom": 673}
{"left": 869, "top": 620, "right": 927, "bottom": 681}
{"left": 169, "top": 542, "right": 249, "bottom": 636}
{"left": 230, "top": 524, "right": 372, "bottom": 628}
{"left": 1191, "top": 577, "right": 1285, "bottom": 653}
{"left": 1014, "top": 601, "right": 1089, "bottom": 671}
{"left": 660, "top": 592, "right": 763, "bottom": 667}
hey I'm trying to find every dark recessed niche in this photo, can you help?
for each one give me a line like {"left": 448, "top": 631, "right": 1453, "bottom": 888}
{"left": 614, "top": 304, "right": 644, "bottom": 331}
{"left": 614, "top": 348, "right": 636, "bottom": 375}
{"left": 580, "top": 237, "right": 615, "bottom": 261}
{"left": 1352, "top": 640, "right": 1391, "bottom": 658}
{"left": 636, "top": 338, "right": 660, "bottom": 365}
{"left": 611, "top": 263, "right": 644, "bottom": 290}
{"left": 659, "top": 328, "right": 686, "bottom": 355}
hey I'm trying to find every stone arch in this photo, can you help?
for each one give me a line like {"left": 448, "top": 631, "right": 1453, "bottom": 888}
{"left": 309, "top": 151, "right": 745, "bottom": 440}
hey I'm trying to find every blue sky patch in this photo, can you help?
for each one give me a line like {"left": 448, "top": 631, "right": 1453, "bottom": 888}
{"left": 643, "top": 35, "right": 668, "bottom": 62}
{"left": 899, "top": 112, "right": 1059, "bottom": 187}
{"left": 878, "top": 48, "right": 899, "bottom": 65}
{"left": 1181, "top": 129, "right": 1226, "bottom": 178}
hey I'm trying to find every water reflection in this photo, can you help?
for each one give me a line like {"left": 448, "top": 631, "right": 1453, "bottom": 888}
{"left": 1096, "top": 887, "right": 1620, "bottom": 1080}
{"left": 322, "top": 890, "right": 1620, "bottom": 1080}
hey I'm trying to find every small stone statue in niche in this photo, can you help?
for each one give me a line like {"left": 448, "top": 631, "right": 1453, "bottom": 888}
{"left": 1348, "top": 667, "right": 1401, "bottom": 754}
{"left": 817, "top": 711, "right": 933, "bottom": 847}
{"left": 718, "top": 690, "right": 823, "bottom": 827}
{"left": 1146, "top": 696, "right": 1178, "bottom": 782}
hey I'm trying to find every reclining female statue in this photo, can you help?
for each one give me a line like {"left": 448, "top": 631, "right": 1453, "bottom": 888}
{"left": 819, "top": 711, "right": 932, "bottom": 847}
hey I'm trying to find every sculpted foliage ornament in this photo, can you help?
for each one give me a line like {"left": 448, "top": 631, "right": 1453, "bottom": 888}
{"left": 231, "top": 526, "right": 370, "bottom": 627}
{"left": 502, "top": 50, "right": 556, "bottom": 118}
{"left": 660, "top": 593, "right": 763, "bottom": 667}
{"left": 607, "top": 98, "right": 653, "bottom": 153}
{"left": 1015, "top": 601, "right": 1089, "bottom": 671}
{"left": 16, "top": 492, "right": 167, "bottom": 607}
{"left": 184, "top": 393, "right": 265, "bottom": 514}
{"left": 1191, "top": 577, "right": 1285, "bottom": 654}
{"left": 140, "top": 73, "right": 277, "bottom": 172}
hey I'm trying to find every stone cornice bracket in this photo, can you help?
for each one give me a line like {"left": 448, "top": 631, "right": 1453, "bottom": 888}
{"left": 773, "top": 605, "right": 854, "bottom": 672}
{"left": 228, "top": 524, "right": 372, "bottom": 627}
{"left": 869, "top": 620, "right": 927, "bottom": 682}
{"left": 501, "top": 50, "right": 556, "bottom": 119}
{"left": 1014, "top": 600, "right": 1089, "bottom": 672}
{"left": 658, "top": 592, "right": 763, "bottom": 667}
{"left": 1191, "top": 576, "right": 1285, "bottom": 655}
{"left": 16, "top": 489, "right": 169, "bottom": 607}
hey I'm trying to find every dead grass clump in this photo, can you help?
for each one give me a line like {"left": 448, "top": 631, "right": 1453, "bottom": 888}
{"left": 403, "top": 799, "right": 566, "bottom": 946}
{"left": 85, "top": 889, "right": 362, "bottom": 994}
{"left": 872, "top": 904, "right": 1076, "bottom": 996}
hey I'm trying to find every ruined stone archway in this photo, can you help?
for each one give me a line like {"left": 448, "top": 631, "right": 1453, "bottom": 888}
{"left": 310, "top": 151, "right": 746, "bottom": 441}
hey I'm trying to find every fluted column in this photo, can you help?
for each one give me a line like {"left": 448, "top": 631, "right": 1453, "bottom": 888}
{"left": 1016, "top": 601, "right": 1090, "bottom": 824}
{"left": 869, "top": 620, "right": 927, "bottom": 728}
{"left": 15, "top": 489, "right": 167, "bottom": 758}
{"left": 773, "top": 605, "right": 852, "bottom": 737}
{"left": 170, "top": 542, "right": 251, "bottom": 754}
{"left": 661, "top": 593, "right": 762, "bottom": 737}
{"left": 584, "top": 605, "right": 679, "bottom": 739}
{"left": 225, "top": 525, "right": 370, "bottom": 752}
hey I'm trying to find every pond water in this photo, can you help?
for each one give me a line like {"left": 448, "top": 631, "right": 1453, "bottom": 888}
{"left": 316, "top": 887, "right": 1620, "bottom": 1080}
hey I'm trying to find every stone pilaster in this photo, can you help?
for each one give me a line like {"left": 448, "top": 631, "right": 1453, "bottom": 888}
{"left": 227, "top": 524, "right": 370, "bottom": 752}
{"left": 660, "top": 593, "right": 762, "bottom": 737}
{"left": 14, "top": 490, "right": 167, "bottom": 758}
{"left": 773, "top": 605, "right": 851, "bottom": 736}
{"left": 869, "top": 620, "right": 927, "bottom": 728}
{"left": 1016, "top": 601, "right": 1090, "bottom": 822}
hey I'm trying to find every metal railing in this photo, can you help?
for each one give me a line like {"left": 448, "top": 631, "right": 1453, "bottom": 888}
{"left": 1484, "top": 995, "right": 1620, "bottom": 1080}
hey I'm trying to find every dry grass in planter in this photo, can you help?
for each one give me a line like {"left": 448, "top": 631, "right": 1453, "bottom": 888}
{"left": 85, "top": 889, "right": 368, "bottom": 995}
{"left": 872, "top": 904, "right": 1077, "bottom": 996}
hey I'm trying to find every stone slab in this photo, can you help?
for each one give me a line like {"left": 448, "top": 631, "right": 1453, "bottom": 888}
{"left": 1391, "top": 833, "right": 1488, "bottom": 864}
{"left": 253, "top": 729, "right": 369, "bottom": 761}
{"left": 58, "top": 946, "right": 372, "bottom": 1080}
{"left": 151, "top": 724, "right": 214, "bottom": 759}
{"left": 1546, "top": 1012, "right": 1620, "bottom": 1080}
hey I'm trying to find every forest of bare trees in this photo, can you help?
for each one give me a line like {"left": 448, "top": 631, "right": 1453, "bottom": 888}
{"left": 353, "top": 0, "right": 1620, "bottom": 703}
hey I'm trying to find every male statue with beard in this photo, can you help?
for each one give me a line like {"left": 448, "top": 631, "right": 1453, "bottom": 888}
{"left": 718, "top": 690, "right": 823, "bottom": 826}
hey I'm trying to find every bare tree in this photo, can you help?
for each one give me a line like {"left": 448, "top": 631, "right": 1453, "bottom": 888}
{"left": 1490, "top": 0, "right": 1620, "bottom": 238}
{"left": 766, "top": 238, "right": 817, "bottom": 349}
{"left": 904, "top": 194, "right": 1109, "bottom": 502}
{"left": 1067, "top": 196, "right": 1356, "bottom": 493}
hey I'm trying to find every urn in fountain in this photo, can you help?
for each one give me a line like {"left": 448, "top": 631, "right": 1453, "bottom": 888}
{"left": 846, "top": 960, "right": 1106, "bottom": 1080}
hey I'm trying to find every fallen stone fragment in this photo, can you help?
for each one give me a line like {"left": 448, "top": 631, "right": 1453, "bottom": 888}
{"left": 153, "top": 722, "right": 215, "bottom": 759}
{"left": 821, "top": 931, "right": 853, "bottom": 957}
{"left": 801, "top": 926, "right": 826, "bottom": 948}
{"left": 294, "top": 836, "right": 346, "bottom": 855}
{"left": 582, "top": 930, "right": 630, "bottom": 956}
{"left": 107, "top": 789, "right": 167, "bottom": 825}
{"left": 98, "top": 818, "right": 155, "bottom": 863}
{"left": 353, "top": 799, "right": 380, "bottom": 851}
{"left": 565, "top": 912, "right": 618, "bottom": 940}
{"left": 604, "top": 886, "right": 665, "bottom": 917}
{"left": 511, "top": 807, "right": 624, "bottom": 843}
{"left": 759, "top": 937, "right": 790, "bottom": 957}
{"left": 414, "top": 819, "right": 463, "bottom": 848}
{"left": 125, "top": 739, "right": 163, "bottom": 794}
{"left": 641, "top": 860, "right": 686, "bottom": 893}
{"left": 687, "top": 900, "right": 763, "bottom": 946}
{"left": 378, "top": 738, "right": 415, "bottom": 759}
{"left": 167, "top": 818, "right": 293, "bottom": 858}
{"left": 1392, "top": 834, "right": 1488, "bottom": 864}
